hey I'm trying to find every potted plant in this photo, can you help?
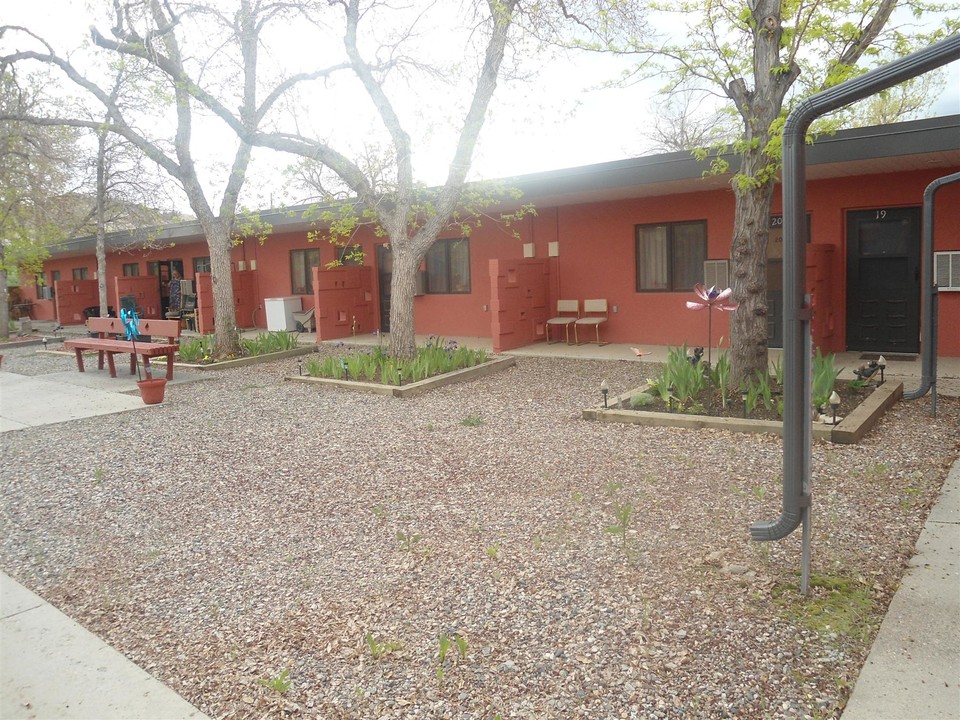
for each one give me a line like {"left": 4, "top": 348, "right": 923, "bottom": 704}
{"left": 122, "top": 308, "right": 167, "bottom": 404}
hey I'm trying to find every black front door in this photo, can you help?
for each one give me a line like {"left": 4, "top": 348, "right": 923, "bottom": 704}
{"left": 845, "top": 207, "right": 921, "bottom": 353}
{"left": 377, "top": 245, "right": 392, "bottom": 333}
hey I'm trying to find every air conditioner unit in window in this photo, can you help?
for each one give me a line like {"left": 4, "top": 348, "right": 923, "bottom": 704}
{"left": 703, "top": 259, "right": 730, "bottom": 289}
{"left": 934, "top": 251, "right": 960, "bottom": 291}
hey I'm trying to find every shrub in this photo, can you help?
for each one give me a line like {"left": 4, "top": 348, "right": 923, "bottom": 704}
{"left": 630, "top": 392, "right": 654, "bottom": 409}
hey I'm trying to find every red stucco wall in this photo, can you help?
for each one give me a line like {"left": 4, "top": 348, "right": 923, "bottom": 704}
{"left": 30, "top": 165, "right": 960, "bottom": 356}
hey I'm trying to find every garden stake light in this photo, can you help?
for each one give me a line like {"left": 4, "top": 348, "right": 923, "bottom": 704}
{"left": 829, "top": 390, "right": 841, "bottom": 425}
{"left": 297, "top": 357, "right": 303, "bottom": 376}
{"left": 878, "top": 355, "right": 886, "bottom": 384}
{"left": 600, "top": 379, "right": 609, "bottom": 408}
{"left": 686, "top": 284, "right": 738, "bottom": 415}
{"left": 741, "top": 388, "right": 748, "bottom": 418}
{"left": 42, "top": 337, "right": 47, "bottom": 350}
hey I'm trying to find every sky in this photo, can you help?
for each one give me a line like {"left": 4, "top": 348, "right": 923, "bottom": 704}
{"left": 4, "top": 0, "right": 959, "bottom": 211}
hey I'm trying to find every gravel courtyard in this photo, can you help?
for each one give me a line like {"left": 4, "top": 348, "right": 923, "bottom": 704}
{"left": 1, "top": 343, "right": 957, "bottom": 719}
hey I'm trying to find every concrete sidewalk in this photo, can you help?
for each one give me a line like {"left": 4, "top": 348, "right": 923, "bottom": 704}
{"left": 0, "top": 366, "right": 215, "bottom": 434}
{"left": 1, "top": 574, "right": 210, "bottom": 719}
{"left": 841, "top": 456, "right": 960, "bottom": 719}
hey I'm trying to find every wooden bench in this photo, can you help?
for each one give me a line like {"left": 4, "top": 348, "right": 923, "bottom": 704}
{"left": 64, "top": 317, "right": 181, "bottom": 380}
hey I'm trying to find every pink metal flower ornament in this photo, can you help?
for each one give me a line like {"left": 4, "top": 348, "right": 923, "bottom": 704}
{"left": 685, "top": 284, "right": 738, "bottom": 414}
{"left": 686, "top": 284, "right": 739, "bottom": 313}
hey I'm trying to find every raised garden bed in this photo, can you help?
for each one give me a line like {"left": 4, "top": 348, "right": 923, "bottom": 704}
{"left": 176, "top": 345, "right": 316, "bottom": 371}
{"left": 583, "top": 381, "right": 903, "bottom": 444}
{"left": 286, "top": 355, "right": 516, "bottom": 397}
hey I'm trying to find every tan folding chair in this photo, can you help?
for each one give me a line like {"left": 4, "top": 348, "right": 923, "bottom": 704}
{"left": 574, "top": 299, "right": 609, "bottom": 346}
{"left": 545, "top": 299, "right": 579, "bottom": 344}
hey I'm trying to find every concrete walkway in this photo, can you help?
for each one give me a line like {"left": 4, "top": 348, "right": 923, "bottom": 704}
{"left": 1, "top": 330, "right": 958, "bottom": 718}
{"left": 841, "top": 457, "right": 960, "bottom": 720}
{"left": 1, "top": 575, "right": 210, "bottom": 719}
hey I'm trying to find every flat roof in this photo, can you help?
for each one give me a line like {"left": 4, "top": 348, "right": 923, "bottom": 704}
{"left": 49, "top": 114, "right": 959, "bottom": 257}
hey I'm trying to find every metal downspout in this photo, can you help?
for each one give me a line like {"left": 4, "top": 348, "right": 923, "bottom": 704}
{"left": 903, "top": 171, "right": 960, "bottom": 401}
{"left": 750, "top": 33, "right": 960, "bottom": 544}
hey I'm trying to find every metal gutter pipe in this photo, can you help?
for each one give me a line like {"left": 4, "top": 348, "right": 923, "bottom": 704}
{"left": 903, "top": 171, "right": 960, "bottom": 402}
{"left": 751, "top": 33, "right": 960, "bottom": 544}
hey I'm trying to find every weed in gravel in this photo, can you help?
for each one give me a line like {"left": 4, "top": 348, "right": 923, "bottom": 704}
{"left": 899, "top": 486, "right": 922, "bottom": 509}
{"left": 93, "top": 467, "right": 104, "bottom": 486}
{"left": 751, "top": 484, "right": 767, "bottom": 502}
{"left": 366, "top": 633, "right": 402, "bottom": 661}
{"left": 461, "top": 414, "right": 484, "bottom": 427}
{"left": 396, "top": 530, "right": 421, "bottom": 552}
{"left": 259, "top": 668, "right": 291, "bottom": 694}
{"left": 486, "top": 542, "right": 500, "bottom": 559}
{"left": 370, "top": 504, "right": 386, "bottom": 520}
{"left": 864, "top": 461, "right": 891, "bottom": 481}
{"left": 774, "top": 574, "right": 873, "bottom": 640}
{"left": 437, "top": 633, "right": 469, "bottom": 683}
{"left": 603, "top": 481, "right": 623, "bottom": 496}
{"left": 605, "top": 501, "right": 635, "bottom": 551}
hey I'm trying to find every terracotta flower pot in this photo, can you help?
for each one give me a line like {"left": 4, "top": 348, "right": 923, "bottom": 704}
{"left": 137, "top": 377, "right": 168, "bottom": 405}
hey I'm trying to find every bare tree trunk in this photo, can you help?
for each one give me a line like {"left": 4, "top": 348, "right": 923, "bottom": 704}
{"left": 388, "top": 247, "right": 420, "bottom": 359}
{"left": 0, "top": 258, "right": 8, "bottom": 340}
{"left": 729, "top": 182, "right": 774, "bottom": 387}
{"left": 724, "top": 1, "right": 798, "bottom": 388}
{"left": 205, "top": 219, "right": 239, "bottom": 356}
{"left": 96, "top": 130, "right": 108, "bottom": 316}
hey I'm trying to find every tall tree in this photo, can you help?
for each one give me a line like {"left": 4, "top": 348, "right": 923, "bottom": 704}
{"left": 0, "top": 72, "right": 85, "bottom": 339}
{"left": 84, "top": 69, "right": 179, "bottom": 318}
{"left": 1, "top": 0, "right": 340, "bottom": 356}
{"left": 610, "top": 1, "right": 957, "bottom": 383}
{"left": 156, "top": 0, "right": 624, "bottom": 358}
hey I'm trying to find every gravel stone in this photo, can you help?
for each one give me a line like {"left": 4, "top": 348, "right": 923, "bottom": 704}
{"left": 0, "top": 342, "right": 957, "bottom": 719}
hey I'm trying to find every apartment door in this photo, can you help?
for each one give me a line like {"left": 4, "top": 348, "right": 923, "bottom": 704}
{"left": 845, "top": 207, "right": 921, "bottom": 353}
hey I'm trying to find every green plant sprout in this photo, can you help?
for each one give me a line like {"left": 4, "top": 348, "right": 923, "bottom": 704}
{"left": 605, "top": 501, "right": 635, "bottom": 549}
{"left": 365, "top": 633, "right": 402, "bottom": 660}
{"left": 436, "top": 633, "right": 469, "bottom": 683}
{"left": 461, "top": 414, "right": 484, "bottom": 427}
{"left": 396, "top": 530, "right": 422, "bottom": 552}
{"left": 258, "top": 668, "right": 291, "bottom": 694}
